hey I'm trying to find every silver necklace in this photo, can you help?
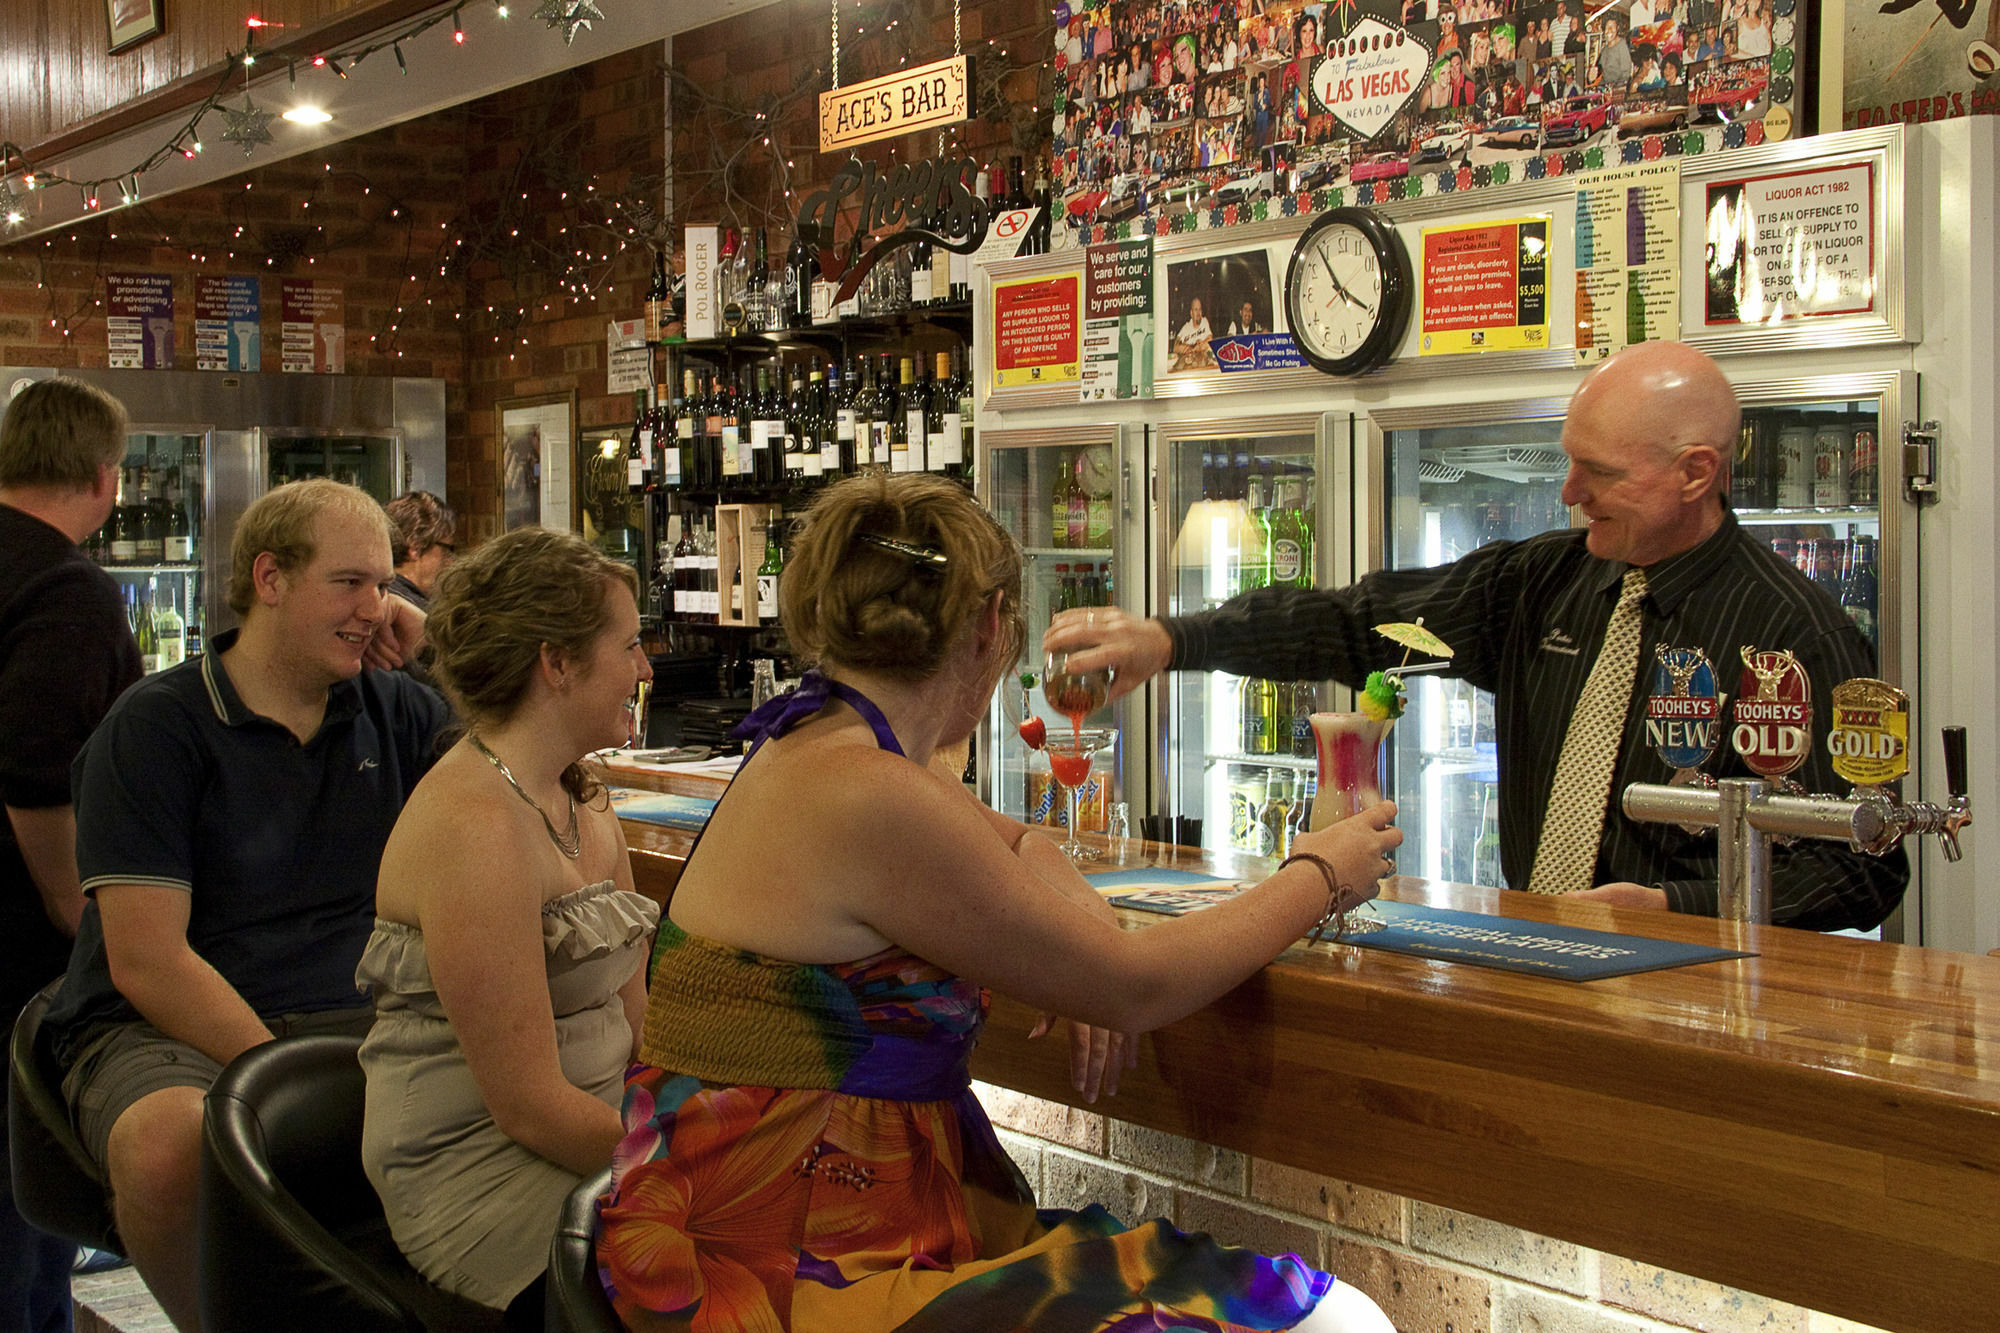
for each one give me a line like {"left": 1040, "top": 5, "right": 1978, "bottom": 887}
{"left": 470, "top": 734, "right": 581, "bottom": 859}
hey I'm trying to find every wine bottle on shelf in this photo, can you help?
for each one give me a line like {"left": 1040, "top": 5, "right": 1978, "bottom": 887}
{"left": 626, "top": 387, "right": 654, "bottom": 494}
{"left": 644, "top": 249, "right": 671, "bottom": 343}
{"left": 164, "top": 471, "right": 194, "bottom": 563}
{"left": 135, "top": 470, "right": 165, "bottom": 565}
{"left": 786, "top": 365, "right": 817, "bottom": 486}
{"left": 835, "top": 231, "right": 863, "bottom": 320}
{"left": 755, "top": 515, "right": 783, "bottom": 621}
{"left": 900, "top": 356, "right": 926, "bottom": 473}
{"left": 717, "top": 228, "right": 742, "bottom": 328}
{"left": 954, "top": 346, "right": 975, "bottom": 483}
{"left": 865, "top": 354, "right": 893, "bottom": 471}
{"left": 132, "top": 583, "right": 161, "bottom": 674}
{"left": 749, "top": 364, "right": 780, "bottom": 486}
{"left": 784, "top": 225, "right": 813, "bottom": 330}
{"left": 1841, "top": 534, "right": 1878, "bottom": 644}
{"left": 663, "top": 372, "right": 690, "bottom": 491}
{"left": 908, "top": 221, "right": 937, "bottom": 308}
{"left": 928, "top": 352, "right": 961, "bottom": 477}
{"left": 746, "top": 228, "right": 771, "bottom": 333}
{"left": 843, "top": 357, "right": 870, "bottom": 475}
{"left": 717, "top": 373, "right": 741, "bottom": 482}
{"left": 671, "top": 507, "right": 696, "bottom": 619}
{"left": 108, "top": 470, "right": 137, "bottom": 565}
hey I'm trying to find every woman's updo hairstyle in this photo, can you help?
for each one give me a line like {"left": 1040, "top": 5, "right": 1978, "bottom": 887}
{"left": 781, "top": 472, "right": 1022, "bottom": 681}
{"left": 425, "top": 525, "right": 640, "bottom": 799}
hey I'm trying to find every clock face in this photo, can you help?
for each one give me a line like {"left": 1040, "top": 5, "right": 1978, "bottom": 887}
{"left": 1076, "top": 443, "right": 1116, "bottom": 497}
{"left": 1283, "top": 207, "right": 1412, "bottom": 377}
{"left": 1291, "top": 224, "right": 1388, "bottom": 366}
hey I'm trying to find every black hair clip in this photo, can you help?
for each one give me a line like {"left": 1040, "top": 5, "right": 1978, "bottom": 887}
{"left": 859, "top": 533, "right": 949, "bottom": 567}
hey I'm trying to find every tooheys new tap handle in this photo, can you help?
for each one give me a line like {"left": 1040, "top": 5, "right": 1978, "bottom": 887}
{"left": 1942, "top": 726, "right": 1969, "bottom": 800}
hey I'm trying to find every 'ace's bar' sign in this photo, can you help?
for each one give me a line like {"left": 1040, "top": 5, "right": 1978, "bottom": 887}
{"left": 819, "top": 55, "right": 974, "bottom": 152}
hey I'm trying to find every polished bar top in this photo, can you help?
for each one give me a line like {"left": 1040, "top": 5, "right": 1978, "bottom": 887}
{"left": 604, "top": 756, "right": 1999, "bottom": 1331}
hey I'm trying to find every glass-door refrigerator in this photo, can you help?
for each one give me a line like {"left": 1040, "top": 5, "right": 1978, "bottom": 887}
{"left": 95, "top": 425, "right": 214, "bottom": 671}
{"left": 978, "top": 425, "right": 1146, "bottom": 835}
{"left": 262, "top": 427, "right": 405, "bottom": 501}
{"left": 1148, "top": 413, "right": 1334, "bottom": 858}
{"left": 1357, "top": 370, "right": 1914, "bottom": 891}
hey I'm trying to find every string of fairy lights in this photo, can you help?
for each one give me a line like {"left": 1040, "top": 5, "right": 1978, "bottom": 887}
{"left": 3, "top": 0, "right": 1046, "bottom": 363}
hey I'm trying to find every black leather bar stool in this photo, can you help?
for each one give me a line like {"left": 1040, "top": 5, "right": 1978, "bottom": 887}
{"left": 545, "top": 1167, "right": 620, "bottom": 1333}
{"left": 7, "top": 979, "right": 121, "bottom": 1254}
{"left": 198, "top": 1034, "right": 503, "bottom": 1332}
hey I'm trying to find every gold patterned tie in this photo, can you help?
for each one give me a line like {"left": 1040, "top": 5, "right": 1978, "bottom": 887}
{"left": 1527, "top": 568, "right": 1648, "bottom": 895}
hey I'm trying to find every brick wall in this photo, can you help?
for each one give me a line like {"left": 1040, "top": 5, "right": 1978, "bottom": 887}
{"left": 975, "top": 1084, "right": 1891, "bottom": 1333}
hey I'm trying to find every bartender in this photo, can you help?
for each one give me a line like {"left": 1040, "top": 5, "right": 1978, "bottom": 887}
{"left": 1045, "top": 340, "right": 1906, "bottom": 931}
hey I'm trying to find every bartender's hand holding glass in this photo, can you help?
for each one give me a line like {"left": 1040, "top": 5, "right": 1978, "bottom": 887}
{"left": 1042, "top": 606, "right": 1172, "bottom": 702}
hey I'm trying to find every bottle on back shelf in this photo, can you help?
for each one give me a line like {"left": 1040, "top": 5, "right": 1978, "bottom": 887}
{"left": 829, "top": 360, "right": 856, "bottom": 478}
{"left": 717, "top": 228, "right": 743, "bottom": 327}
{"left": 1236, "top": 473, "right": 1271, "bottom": 596}
{"left": 953, "top": 347, "right": 975, "bottom": 483}
{"left": 153, "top": 579, "right": 186, "bottom": 670}
{"left": 745, "top": 227, "right": 771, "bottom": 333}
{"left": 1049, "top": 450, "right": 1073, "bottom": 548}
{"left": 750, "top": 365, "right": 781, "bottom": 486}
{"left": 1840, "top": 533, "right": 1877, "bottom": 643}
{"left": 756, "top": 514, "right": 784, "bottom": 621}
{"left": 1084, "top": 454, "right": 1112, "bottom": 549}
{"left": 627, "top": 387, "right": 654, "bottom": 494}
{"left": 870, "top": 354, "right": 897, "bottom": 470}
{"left": 835, "top": 231, "right": 864, "bottom": 320}
{"left": 809, "top": 224, "right": 840, "bottom": 327}
{"left": 163, "top": 471, "right": 194, "bottom": 563}
{"left": 786, "top": 365, "right": 817, "bottom": 485}
{"left": 1065, "top": 451, "right": 1089, "bottom": 549}
{"left": 130, "top": 584, "right": 160, "bottom": 674}
{"left": 898, "top": 356, "right": 924, "bottom": 473}
{"left": 645, "top": 249, "right": 671, "bottom": 343}
{"left": 927, "top": 352, "right": 960, "bottom": 477}
{"left": 1240, "top": 677, "right": 1279, "bottom": 755}
{"left": 785, "top": 225, "right": 814, "bottom": 330}
{"left": 908, "top": 219, "right": 937, "bottom": 308}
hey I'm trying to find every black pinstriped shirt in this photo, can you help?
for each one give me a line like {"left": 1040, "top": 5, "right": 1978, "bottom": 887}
{"left": 1166, "top": 512, "right": 1907, "bottom": 932}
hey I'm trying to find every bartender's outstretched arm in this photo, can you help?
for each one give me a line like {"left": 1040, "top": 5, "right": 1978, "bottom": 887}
{"left": 1043, "top": 606, "right": 1173, "bottom": 701}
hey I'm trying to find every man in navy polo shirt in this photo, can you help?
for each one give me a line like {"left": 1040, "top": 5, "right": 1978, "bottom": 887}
{"left": 44, "top": 478, "right": 450, "bottom": 1329}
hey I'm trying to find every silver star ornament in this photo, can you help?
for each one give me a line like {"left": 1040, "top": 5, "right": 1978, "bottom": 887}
{"left": 218, "top": 96, "right": 275, "bottom": 157}
{"left": 535, "top": 0, "right": 603, "bottom": 44}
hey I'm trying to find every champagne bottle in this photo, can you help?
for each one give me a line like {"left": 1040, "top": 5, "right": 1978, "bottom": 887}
{"left": 717, "top": 228, "right": 743, "bottom": 331}
{"left": 644, "top": 249, "right": 671, "bottom": 343}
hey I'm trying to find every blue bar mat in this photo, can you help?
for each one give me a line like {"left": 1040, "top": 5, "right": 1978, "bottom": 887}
{"left": 1096, "top": 870, "right": 1754, "bottom": 982}
{"left": 609, "top": 787, "right": 718, "bottom": 832}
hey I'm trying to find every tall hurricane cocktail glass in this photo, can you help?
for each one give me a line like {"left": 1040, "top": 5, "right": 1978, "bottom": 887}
{"left": 1307, "top": 712, "right": 1395, "bottom": 832}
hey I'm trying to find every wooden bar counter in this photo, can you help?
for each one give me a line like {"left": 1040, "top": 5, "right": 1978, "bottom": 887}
{"left": 607, "top": 766, "right": 2000, "bottom": 1332}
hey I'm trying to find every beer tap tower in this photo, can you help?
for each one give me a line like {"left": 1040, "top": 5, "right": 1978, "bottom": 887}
{"left": 1622, "top": 648, "right": 1971, "bottom": 924}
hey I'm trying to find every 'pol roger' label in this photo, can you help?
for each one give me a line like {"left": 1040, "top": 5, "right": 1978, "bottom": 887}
{"left": 1827, "top": 677, "right": 1909, "bottom": 789}
{"left": 1311, "top": 18, "right": 1432, "bottom": 142}
{"left": 1732, "top": 646, "right": 1811, "bottom": 779}
{"left": 1645, "top": 646, "right": 1722, "bottom": 773}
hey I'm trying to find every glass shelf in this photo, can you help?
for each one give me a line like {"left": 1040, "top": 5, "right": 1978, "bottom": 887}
{"left": 1207, "top": 751, "right": 1317, "bottom": 770}
{"left": 97, "top": 563, "right": 201, "bottom": 574}
{"left": 1024, "top": 546, "right": 1113, "bottom": 559}
{"left": 1735, "top": 507, "right": 1879, "bottom": 525}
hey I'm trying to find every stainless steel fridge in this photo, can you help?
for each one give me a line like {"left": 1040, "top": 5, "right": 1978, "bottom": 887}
{"left": 1, "top": 368, "right": 442, "bottom": 645}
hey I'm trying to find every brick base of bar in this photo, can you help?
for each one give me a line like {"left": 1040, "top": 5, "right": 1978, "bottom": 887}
{"left": 974, "top": 1083, "right": 1889, "bottom": 1333}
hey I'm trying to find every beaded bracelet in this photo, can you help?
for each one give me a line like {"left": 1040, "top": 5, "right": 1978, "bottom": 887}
{"left": 1281, "top": 851, "right": 1355, "bottom": 944}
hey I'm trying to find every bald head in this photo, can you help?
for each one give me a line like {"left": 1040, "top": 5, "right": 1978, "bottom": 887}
{"left": 1571, "top": 340, "right": 1741, "bottom": 473}
{"left": 1559, "top": 341, "right": 1738, "bottom": 566}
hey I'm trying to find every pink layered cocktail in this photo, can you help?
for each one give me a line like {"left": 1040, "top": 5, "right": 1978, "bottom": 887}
{"left": 1307, "top": 712, "right": 1395, "bottom": 832}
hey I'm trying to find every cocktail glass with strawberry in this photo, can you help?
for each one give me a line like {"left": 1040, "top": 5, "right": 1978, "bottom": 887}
{"left": 1045, "top": 727, "right": 1117, "bottom": 860}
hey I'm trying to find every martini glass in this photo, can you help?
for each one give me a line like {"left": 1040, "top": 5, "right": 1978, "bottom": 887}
{"left": 1046, "top": 726, "right": 1117, "bottom": 860}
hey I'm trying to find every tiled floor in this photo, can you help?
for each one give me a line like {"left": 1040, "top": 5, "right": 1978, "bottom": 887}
{"left": 72, "top": 1266, "right": 170, "bottom": 1333}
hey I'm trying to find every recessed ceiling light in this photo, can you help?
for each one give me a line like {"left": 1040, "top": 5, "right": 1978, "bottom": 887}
{"left": 282, "top": 106, "right": 333, "bottom": 125}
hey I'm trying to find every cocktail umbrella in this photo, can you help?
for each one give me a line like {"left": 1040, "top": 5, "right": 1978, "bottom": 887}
{"left": 1373, "top": 618, "right": 1455, "bottom": 671}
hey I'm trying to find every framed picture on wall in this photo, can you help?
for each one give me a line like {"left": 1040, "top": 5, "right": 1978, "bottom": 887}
{"left": 497, "top": 391, "right": 578, "bottom": 533}
{"left": 106, "top": 0, "right": 164, "bottom": 54}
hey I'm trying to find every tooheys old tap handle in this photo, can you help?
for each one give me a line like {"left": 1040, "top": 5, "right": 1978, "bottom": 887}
{"left": 1942, "top": 726, "right": 1968, "bottom": 800}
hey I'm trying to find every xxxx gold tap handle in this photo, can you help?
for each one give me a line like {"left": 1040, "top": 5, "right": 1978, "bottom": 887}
{"left": 1943, "top": 726, "right": 1968, "bottom": 801}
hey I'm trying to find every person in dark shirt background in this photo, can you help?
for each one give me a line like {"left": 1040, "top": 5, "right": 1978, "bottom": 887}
{"left": 0, "top": 378, "right": 142, "bottom": 1333}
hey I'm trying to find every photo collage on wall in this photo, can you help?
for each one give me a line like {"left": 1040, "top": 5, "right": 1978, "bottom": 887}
{"left": 1052, "top": 0, "right": 1792, "bottom": 232}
